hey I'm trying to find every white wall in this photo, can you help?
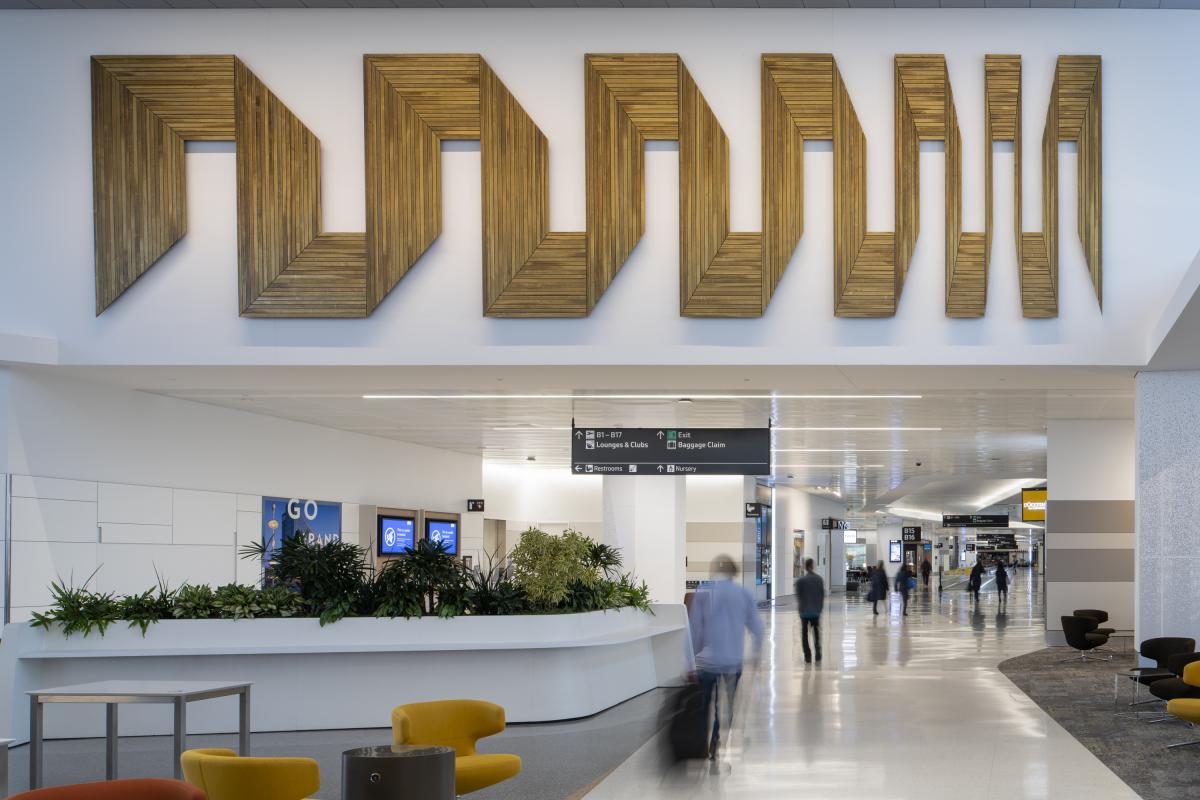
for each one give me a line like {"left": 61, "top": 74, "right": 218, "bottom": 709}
{"left": 773, "top": 486, "right": 847, "bottom": 594}
{"left": 482, "top": 463, "right": 603, "bottom": 548}
{"left": 2, "top": 368, "right": 483, "bottom": 620}
{"left": 2, "top": 10, "right": 1198, "bottom": 368}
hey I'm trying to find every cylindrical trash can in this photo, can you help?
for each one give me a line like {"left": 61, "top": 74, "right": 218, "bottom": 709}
{"left": 342, "top": 744, "right": 456, "bottom": 800}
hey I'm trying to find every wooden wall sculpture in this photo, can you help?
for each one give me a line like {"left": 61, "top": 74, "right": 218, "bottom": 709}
{"left": 91, "top": 52, "right": 1101, "bottom": 320}
{"left": 985, "top": 55, "right": 1102, "bottom": 317}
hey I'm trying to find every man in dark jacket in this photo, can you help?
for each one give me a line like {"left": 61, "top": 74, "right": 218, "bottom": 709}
{"left": 795, "top": 558, "right": 825, "bottom": 663}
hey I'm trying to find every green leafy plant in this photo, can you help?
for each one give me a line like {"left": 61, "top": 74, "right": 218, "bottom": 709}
{"left": 261, "top": 536, "right": 372, "bottom": 625}
{"left": 212, "top": 584, "right": 262, "bottom": 620}
{"left": 172, "top": 583, "right": 217, "bottom": 619}
{"left": 119, "top": 582, "right": 176, "bottom": 635}
{"left": 509, "top": 528, "right": 595, "bottom": 609}
{"left": 30, "top": 570, "right": 121, "bottom": 638}
{"left": 256, "top": 586, "right": 304, "bottom": 618}
{"left": 465, "top": 550, "right": 528, "bottom": 616}
{"left": 406, "top": 539, "right": 468, "bottom": 617}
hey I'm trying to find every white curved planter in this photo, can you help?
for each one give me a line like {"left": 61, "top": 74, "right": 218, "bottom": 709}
{"left": 0, "top": 606, "right": 692, "bottom": 744}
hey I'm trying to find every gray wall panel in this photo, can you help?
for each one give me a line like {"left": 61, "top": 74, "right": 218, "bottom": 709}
{"left": 1047, "top": 499, "right": 1134, "bottom": 534}
{"left": 1045, "top": 548, "right": 1134, "bottom": 582}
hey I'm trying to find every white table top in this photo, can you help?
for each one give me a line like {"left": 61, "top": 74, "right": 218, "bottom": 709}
{"left": 28, "top": 680, "right": 251, "bottom": 699}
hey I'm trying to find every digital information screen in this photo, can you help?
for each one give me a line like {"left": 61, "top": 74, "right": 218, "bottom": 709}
{"left": 889, "top": 540, "right": 902, "bottom": 563}
{"left": 378, "top": 516, "right": 415, "bottom": 555}
{"left": 426, "top": 519, "right": 459, "bottom": 555}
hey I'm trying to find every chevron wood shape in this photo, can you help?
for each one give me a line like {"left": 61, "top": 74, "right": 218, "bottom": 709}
{"left": 235, "top": 60, "right": 368, "bottom": 317}
{"left": 91, "top": 56, "right": 235, "bottom": 314}
{"left": 893, "top": 54, "right": 988, "bottom": 318}
{"left": 987, "top": 55, "right": 1102, "bottom": 318}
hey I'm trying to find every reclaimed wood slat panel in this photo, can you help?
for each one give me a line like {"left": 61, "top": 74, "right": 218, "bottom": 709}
{"left": 235, "top": 58, "right": 367, "bottom": 318}
{"left": 91, "top": 55, "right": 235, "bottom": 314}
{"left": 585, "top": 54, "right": 680, "bottom": 308}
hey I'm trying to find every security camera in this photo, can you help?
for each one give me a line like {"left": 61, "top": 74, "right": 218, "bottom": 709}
{"left": 915, "top": 461, "right": 923, "bottom": 467}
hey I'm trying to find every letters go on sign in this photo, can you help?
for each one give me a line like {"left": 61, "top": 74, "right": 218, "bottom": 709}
{"left": 571, "top": 427, "right": 770, "bottom": 476}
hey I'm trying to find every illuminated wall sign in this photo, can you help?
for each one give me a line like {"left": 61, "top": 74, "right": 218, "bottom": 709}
{"left": 902, "top": 526, "right": 922, "bottom": 542}
{"left": 1022, "top": 488, "right": 1047, "bottom": 522}
{"left": 822, "top": 517, "right": 849, "bottom": 530}
{"left": 261, "top": 496, "right": 342, "bottom": 569}
{"left": 889, "top": 541, "right": 903, "bottom": 563}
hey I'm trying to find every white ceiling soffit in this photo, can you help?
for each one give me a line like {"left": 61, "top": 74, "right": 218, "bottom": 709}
{"left": 1146, "top": 247, "right": 1200, "bottom": 371}
{"left": 28, "top": 363, "right": 1132, "bottom": 511}
{"left": 6, "top": 1, "right": 1199, "bottom": 8}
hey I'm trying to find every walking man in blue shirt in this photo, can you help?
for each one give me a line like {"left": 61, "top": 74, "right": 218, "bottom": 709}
{"left": 795, "top": 558, "right": 825, "bottom": 663}
{"left": 688, "top": 555, "right": 764, "bottom": 760}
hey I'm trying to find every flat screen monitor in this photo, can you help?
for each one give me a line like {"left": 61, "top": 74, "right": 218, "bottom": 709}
{"left": 888, "top": 540, "right": 902, "bottom": 563}
{"left": 426, "top": 519, "right": 459, "bottom": 556}
{"left": 378, "top": 515, "right": 415, "bottom": 555}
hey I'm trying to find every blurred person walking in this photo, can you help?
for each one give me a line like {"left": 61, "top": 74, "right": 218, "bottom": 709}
{"left": 794, "top": 557, "right": 825, "bottom": 663}
{"left": 895, "top": 563, "right": 914, "bottom": 616}
{"left": 968, "top": 560, "right": 986, "bottom": 604}
{"left": 688, "top": 555, "right": 765, "bottom": 760}
{"left": 920, "top": 557, "right": 932, "bottom": 589}
{"left": 868, "top": 561, "right": 889, "bottom": 615}
{"left": 994, "top": 561, "right": 1009, "bottom": 605}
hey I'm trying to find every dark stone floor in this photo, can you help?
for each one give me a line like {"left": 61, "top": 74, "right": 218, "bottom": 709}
{"left": 999, "top": 645, "right": 1200, "bottom": 800}
{"left": 4, "top": 688, "right": 673, "bottom": 800}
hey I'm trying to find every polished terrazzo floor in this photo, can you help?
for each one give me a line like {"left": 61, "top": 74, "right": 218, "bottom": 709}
{"left": 587, "top": 570, "right": 1144, "bottom": 800}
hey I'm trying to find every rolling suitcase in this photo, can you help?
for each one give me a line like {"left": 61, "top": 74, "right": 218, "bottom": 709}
{"left": 668, "top": 683, "right": 712, "bottom": 761}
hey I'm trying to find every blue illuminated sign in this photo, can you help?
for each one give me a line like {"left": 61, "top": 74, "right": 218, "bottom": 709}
{"left": 378, "top": 516, "right": 415, "bottom": 554}
{"left": 426, "top": 519, "right": 459, "bottom": 555}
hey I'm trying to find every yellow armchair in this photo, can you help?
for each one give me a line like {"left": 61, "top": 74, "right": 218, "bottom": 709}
{"left": 1166, "top": 661, "right": 1200, "bottom": 749}
{"left": 180, "top": 748, "right": 321, "bottom": 800}
{"left": 391, "top": 700, "right": 522, "bottom": 795}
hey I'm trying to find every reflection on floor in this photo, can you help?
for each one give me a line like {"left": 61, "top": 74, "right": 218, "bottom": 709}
{"left": 1000, "top": 645, "right": 1200, "bottom": 800}
{"left": 3, "top": 685, "right": 669, "bottom": 799}
{"left": 587, "top": 569, "right": 1145, "bottom": 799}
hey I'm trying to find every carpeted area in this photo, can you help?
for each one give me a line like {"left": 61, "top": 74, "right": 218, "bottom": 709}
{"left": 999, "top": 646, "right": 1200, "bottom": 800}
{"left": 3, "top": 688, "right": 675, "bottom": 800}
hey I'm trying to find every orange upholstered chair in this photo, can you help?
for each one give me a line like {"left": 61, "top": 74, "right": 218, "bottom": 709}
{"left": 10, "top": 778, "right": 205, "bottom": 800}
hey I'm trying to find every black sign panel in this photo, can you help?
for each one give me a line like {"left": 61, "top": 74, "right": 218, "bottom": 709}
{"left": 965, "top": 543, "right": 976, "bottom": 552}
{"left": 745, "top": 502, "right": 764, "bottom": 518}
{"left": 466, "top": 499, "right": 485, "bottom": 513}
{"left": 941, "top": 514, "right": 1010, "bottom": 528}
{"left": 571, "top": 427, "right": 770, "bottom": 476}
{"left": 977, "top": 532, "right": 1018, "bottom": 550}
{"left": 821, "top": 517, "right": 848, "bottom": 530}
{"left": 902, "top": 526, "right": 922, "bottom": 542}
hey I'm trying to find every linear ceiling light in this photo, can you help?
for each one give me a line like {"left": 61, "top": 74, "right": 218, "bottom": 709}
{"left": 774, "top": 464, "right": 886, "bottom": 469}
{"left": 363, "top": 393, "right": 922, "bottom": 400}
{"left": 772, "top": 448, "right": 909, "bottom": 453}
{"left": 773, "top": 426, "right": 941, "bottom": 432}
{"left": 886, "top": 506, "right": 944, "bottom": 521}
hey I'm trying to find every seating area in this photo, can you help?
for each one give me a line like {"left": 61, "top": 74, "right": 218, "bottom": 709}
{"left": 9, "top": 700, "right": 521, "bottom": 800}
{"left": 1057, "top": 609, "right": 1200, "bottom": 753}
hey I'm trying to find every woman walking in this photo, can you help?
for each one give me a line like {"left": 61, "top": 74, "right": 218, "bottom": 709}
{"left": 868, "top": 561, "right": 889, "bottom": 616}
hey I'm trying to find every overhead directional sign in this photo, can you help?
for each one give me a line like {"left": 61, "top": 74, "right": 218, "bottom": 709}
{"left": 942, "top": 514, "right": 1010, "bottom": 528}
{"left": 902, "top": 526, "right": 922, "bottom": 542}
{"left": 571, "top": 427, "right": 770, "bottom": 476}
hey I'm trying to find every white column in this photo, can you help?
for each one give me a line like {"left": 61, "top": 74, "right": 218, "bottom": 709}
{"left": 602, "top": 475, "right": 686, "bottom": 605}
{"left": 1136, "top": 371, "right": 1200, "bottom": 646}
{"left": 1045, "top": 419, "right": 1135, "bottom": 643}
{"left": 1, "top": 366, "right": 9, "bottom": 625}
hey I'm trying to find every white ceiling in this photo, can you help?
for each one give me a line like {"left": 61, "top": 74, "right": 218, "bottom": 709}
{"left": 3, "top": 0, "right": 1195, "bottom": 8}
{"left": 41, "top": 364, "right": 1132, "bottom": 512}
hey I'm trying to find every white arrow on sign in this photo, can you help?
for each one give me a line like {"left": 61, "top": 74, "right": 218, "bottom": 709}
{"left": 574, "top": 464, "right": 583, "bottom": 472}
{"left": 657, "top": 465, "right": 664, "bottom": 472}
{"left": 575, "top": 430, "right": 583, "bottom": 439}
{"left": 656, "top": 430, "right": 664, "bottom": 439}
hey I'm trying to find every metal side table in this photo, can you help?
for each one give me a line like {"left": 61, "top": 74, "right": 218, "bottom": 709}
{"left": 27, "top": 680, "right": 251, "bottom": 788}
{"left": 342, "top": 744, "right": 455, "bottom": 800}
